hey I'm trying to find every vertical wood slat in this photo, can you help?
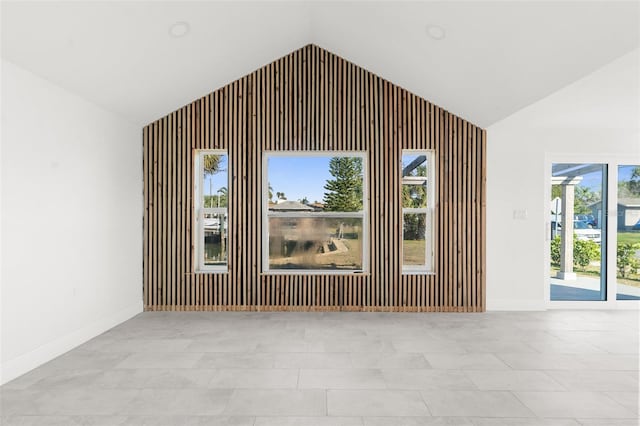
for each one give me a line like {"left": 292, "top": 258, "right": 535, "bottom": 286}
{"left": 143, "top": 127, "right": 149, "bottom": 307}
{"left": 142, "top": 44, "right": 485, "bottom": 312}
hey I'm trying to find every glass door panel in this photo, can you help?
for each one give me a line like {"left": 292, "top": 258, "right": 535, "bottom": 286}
{"left": 616, "top": 165, "right": 640, "bottom": 300}
{"left": 550, "top": 163, "right": 607, "bottom": 301}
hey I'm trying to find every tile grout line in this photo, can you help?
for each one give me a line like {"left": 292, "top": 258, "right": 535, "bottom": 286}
{"left": 325, "top": 389, "right": 329, "bottom": 416}
{"left": 508, "top": 389, "right": 540, "bottom": 419}
{"left": 419, "top": 388, "right": 434, "bottom": 417}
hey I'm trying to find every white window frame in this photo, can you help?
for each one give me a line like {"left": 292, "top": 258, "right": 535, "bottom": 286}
{"left": 402, "top": 150, "right": 435, "bottom": 274}
{"left": 262, "top": 151, "right": 369, "bottom": 275}
{"left": 194, "top": 150, "right": 228, "bottom": 273}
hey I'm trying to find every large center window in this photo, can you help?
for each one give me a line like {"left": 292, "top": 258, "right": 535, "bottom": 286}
{"left": 264, "top": 152, "right": 367, "bottom": 273}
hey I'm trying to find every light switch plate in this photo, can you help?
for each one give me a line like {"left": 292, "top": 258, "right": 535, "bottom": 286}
{"left": 513, "top": 209, "right": 528, "bottom": 220}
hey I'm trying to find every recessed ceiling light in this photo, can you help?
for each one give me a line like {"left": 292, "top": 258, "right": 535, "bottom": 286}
{"left": 169, "top": 21, "right": 190, "bottom": 38}
{"left": 426, "top": 25, "right": 446, "bottom": 41}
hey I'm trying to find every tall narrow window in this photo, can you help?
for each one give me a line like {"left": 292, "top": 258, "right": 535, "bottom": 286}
{"left": 402, "top": 151, "right": 435, "bottom": 272}
{"left": 195, "top": 151, "right": 228, "bottom": 272}
{"left": 264, "top": 152, "right": 367, "bottom": 273}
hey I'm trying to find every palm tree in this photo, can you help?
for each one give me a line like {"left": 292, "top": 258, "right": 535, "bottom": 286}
{"left": 216, "top": 187, "right": 227, "bottom": 208}
{"left": 216, "top": 186, "right": 228, "bottom": 258}
{"left": 203, "top": 154, "right": 222, "bottom": 176}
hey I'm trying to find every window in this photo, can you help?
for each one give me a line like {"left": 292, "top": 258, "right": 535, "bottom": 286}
{"left": 402, "top": 151, "right": 435, "bottom": 272}
{"left": 263, "top": 152, "right": 367, "bottom": 273}
{"left": 195, "top": 151, "right": 228, "bottom": 272}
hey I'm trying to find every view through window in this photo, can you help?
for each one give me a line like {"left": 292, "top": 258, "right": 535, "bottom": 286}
{"left": 402, "top": 151, "right": 434, "bottom": 272}
{"left": 264, "top": 153, "right": 366, "bottom": 272}
{"left": 196, "top": 151, "right": 228, "bottom": 271}
{"left": 616, "top": 164, "right": 640, "bottom": 300}
{"left": 550, "top": 163, "right": 606, "bottom": 301}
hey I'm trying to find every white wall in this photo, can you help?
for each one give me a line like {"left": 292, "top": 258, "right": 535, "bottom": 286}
{"left": 486, "top": 50, "right": 640, "bottom": 310}
{"left": 0, "top": 60, "right": 143, "bottom": 384}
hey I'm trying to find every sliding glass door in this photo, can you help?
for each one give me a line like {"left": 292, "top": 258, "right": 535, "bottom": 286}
{"left": 616, "top": 165, "right": 640, "bottom": 300}
{"left": 549, "top": 161, "right": 640, "bottom": 303}
{"left": 550, "top": 163, "right": 606, "bottom": 301}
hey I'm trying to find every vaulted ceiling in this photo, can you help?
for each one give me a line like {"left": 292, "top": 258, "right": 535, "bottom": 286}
{"left": 2, "top": 1, "right": 638, "bottom": 127}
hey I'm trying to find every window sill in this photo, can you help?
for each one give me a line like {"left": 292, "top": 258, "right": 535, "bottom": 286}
{"left": 402, "top": 270, "right": 435, "bottom": 275}
{"left": 194, "top": 269, "right": 229, "bottom": 274}
{"left": 261, "top": 271, "right": 370, "bottom": 276}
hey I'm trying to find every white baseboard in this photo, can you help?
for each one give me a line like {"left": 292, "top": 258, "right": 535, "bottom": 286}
{"left": 486, "top": 298, "right": 547, "bottom": 311}
{"left": 0, "top": 301, "right": 142, "bottom": 385}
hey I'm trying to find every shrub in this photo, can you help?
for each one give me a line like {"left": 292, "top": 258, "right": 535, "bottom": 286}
{"left": 550, "top": 235, "right": 599, "bottom": 270}
{"left": 550, "top": 236, "right": 561, "bottom": 266}
{"left": 617, "top": 242, "right": 640, "bottom": 278}
{"left": 552, "top": 236, "right": 640, "bottom": 279}
{"left": 573, "top": 238, "right": 599, "bottom": 270}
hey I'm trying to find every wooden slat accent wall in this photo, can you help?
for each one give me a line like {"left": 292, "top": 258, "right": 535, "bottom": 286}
{"left": 143, "top": 44, "right": 486, "bottom": 312}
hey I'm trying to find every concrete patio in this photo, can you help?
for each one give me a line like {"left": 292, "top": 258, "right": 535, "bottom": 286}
{"left": 550, "top": 275, "right": 640, "bottom": 301}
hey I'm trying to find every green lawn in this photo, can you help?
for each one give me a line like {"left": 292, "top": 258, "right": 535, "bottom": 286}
{"left": 550, "top": 231, "right": 640, "bottom": 287}
{"left": 617, "top": 231, "right": 640, "bottom": 245}
{"left": 550, "top": 264, "right": 640, "bottom": 288}
{"left": 403, "top": 239, "right": 426, "bottom": 265}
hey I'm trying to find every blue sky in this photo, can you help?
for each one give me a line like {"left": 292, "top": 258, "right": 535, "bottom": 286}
{"left": 618, "top": 165, "right": 636, "bottom": 184}
{"left": 203, "top": 155, "right": 228, "bottom": 197}
{"left": 268, "top": 156, "right": 333, "bottom": 203}
{"left": 578, "top": 164, "right": 637, "bottom": 192}
{"left": 268, "top": 154, "right": 425, "bottom": 203}
{"left": 205, "top": 155, "right": 333, "bottom": 202}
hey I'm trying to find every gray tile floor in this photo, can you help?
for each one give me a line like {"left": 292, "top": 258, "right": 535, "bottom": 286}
{"left": 1, "top": 310, "right": 638, "bottom": 426}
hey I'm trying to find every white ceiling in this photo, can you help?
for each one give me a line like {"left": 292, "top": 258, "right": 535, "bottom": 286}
{"left": 2, "top": 1, "right": 638, "bottom": 128}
